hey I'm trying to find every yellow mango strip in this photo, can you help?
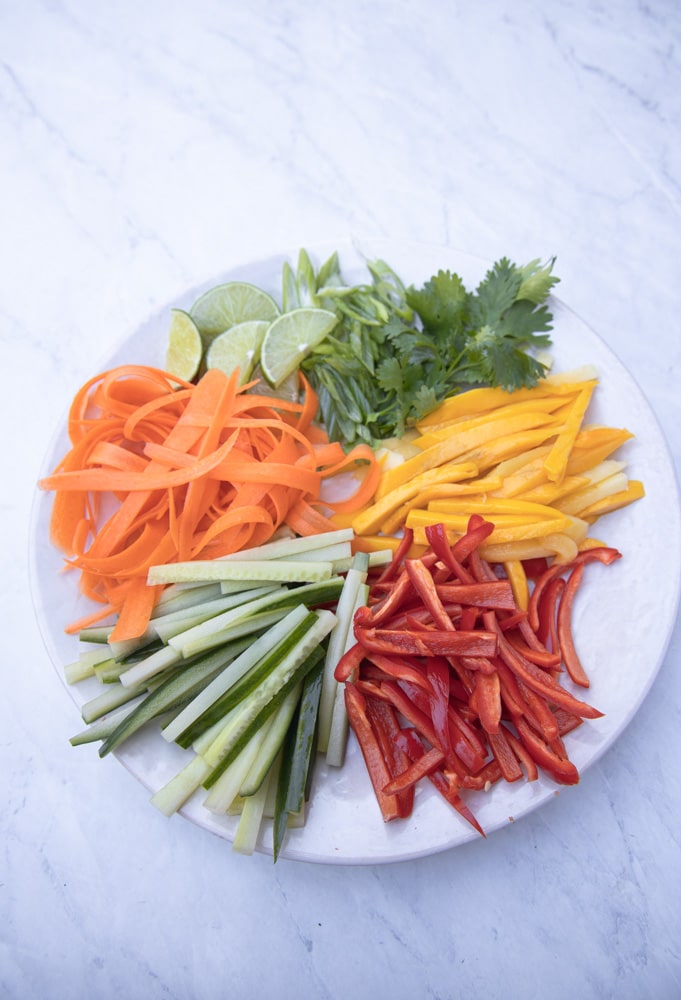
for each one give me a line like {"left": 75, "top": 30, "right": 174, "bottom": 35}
{"left": 352, "top": 461, "right": 479, "bottom": 535}
{"left": 405, "top": 508, "right": 577, "bottom": 544}
{"left": 351, "top": 534, "right": 403, "bottom": 554}
{"left": 519, "top": 475, "right": 590, "bottom": 505}
{"left": 413, "top": 408, "right": 561, "bottom": 453}
{"left": 543, "top": 384, "right": 596, "bottom": 483}
{"left": 554, "top": 462, "right": 629, "bottom": 517}
{"left": 490, "top": 455, "right": 556, "bottom": 498}
{"left": 578, "top": 480, "right": 645, "bottom": 521}
{"left": 425, "top": 496, "right": 567, "bottom": 521}
{"left": 565, "top": 426, "right": 634, "bottom": 476}
{"left": 488, "top": 443, "right": 553, "bottom": 481}
{"left": 375, "top": 414, "right": 559, "bottom": 499}
{"left": 415, "top": 395, "right": 573, "bottom": 436}
{"left": 380, "top": 475, "right": 503, "bottom": 536}
{"left": 453, "top": 425, "right": 564, "bottom": 476}
{"left": 503, "top": 559, "right": 529, "bottom": 611}
{"left": 415, "top": 369, "right": 599, "bottom": 428}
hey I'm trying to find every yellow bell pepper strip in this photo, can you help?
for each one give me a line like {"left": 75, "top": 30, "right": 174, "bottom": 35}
{"left": 503, "top": 559, "right": 529, "bottom": 610}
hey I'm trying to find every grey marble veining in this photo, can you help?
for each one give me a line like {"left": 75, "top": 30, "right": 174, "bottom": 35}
{"left": 2, "top": 2, "right": 680, "bottom": 998}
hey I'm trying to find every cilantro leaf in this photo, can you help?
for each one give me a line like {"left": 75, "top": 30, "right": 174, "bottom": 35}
{"left": 406, "top": 270, "right": 467, "bottom": 334}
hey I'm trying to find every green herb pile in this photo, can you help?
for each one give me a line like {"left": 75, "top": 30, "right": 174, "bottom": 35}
{"left": 286, "top": 250, "right": 560, "bottom": 447}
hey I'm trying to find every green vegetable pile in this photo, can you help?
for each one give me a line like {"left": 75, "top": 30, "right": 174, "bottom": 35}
{"left": 285, "top": 250, "right": 560, "bottom": 447}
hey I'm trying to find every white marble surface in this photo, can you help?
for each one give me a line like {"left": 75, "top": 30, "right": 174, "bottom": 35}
{"left": 2, "top": 1, "right": 681, "bottom": 997}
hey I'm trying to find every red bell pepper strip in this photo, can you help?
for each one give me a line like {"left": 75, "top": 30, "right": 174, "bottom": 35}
{"left": 528, "top": 546, "right": 622, "bottom": 631}
{"left": 536, "top": 575, "right": 566, "bottom": 654}
{"left": 343, "top": 683, "right": 402, "bottom": 822}
{"left": 364, "top": 697, "right": 414, "bottom": 818}
{"left": 362, "top": 651, "right": 430, "bottom": 691}
{"left": 487, "top": 727, "right": 524, "bottom": 783}
{"left": 383, "top": 745, "right": 445, "bottom": 795}
{"left": 498, "top": 723, "right": 539, "bottom": 782}
{"left": 334, "top": 641, "right": 365, "bottom": 683}
{"left": 424, "top": 521, "right": 476, "bottom": 583}
{"left": 377, "top": 527, "right": 414, "bottom": 582}
{"left": 426, "top": 657, "right": 452, "bottom": 756}
{"left": 557, "top": 562, "right": 590, "bottom": 687}
{"left": 379, "top": 680, "right": 443, "bottom": 754}
{"left": 505, "top": 633, "right": 562, "bottom": 669}
{"left": 395, "top": 726, "right": 486, "bottom": 837}
{"left": 552, "top": 707, "right": 583, "bottom": 737}
{"left": 467, "top": 546, "right": 498, "bottom": 584}
{"left": 470, "top": 669, "right": 502, "bottom": 735}
{"left": 513, "top": 715, "right": 580, "bottom": 785}
{"left": 483, "top": 611, "right": 603, "bottom": 720}
{"left": 355, "top": 625, "right": 498, "bottom": 658}
{"left": 435, "top": 580, "right": 517, "bottom": 611}
{"left": 515, "top": 678, "right": 561, "bottom": 743}
{"left": 451, "top": 514, "right": 495, "bottom": 562}
{"left": 404, "top": 557, "right": 457, "bottom": 630}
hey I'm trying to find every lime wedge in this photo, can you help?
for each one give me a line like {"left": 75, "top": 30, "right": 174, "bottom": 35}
{"left": 260, "top": 307, "right": 338, "bottom": 387}
{"left": 190, "top": 281, "right": 280, "bottom": 343}
{"left": 205, "top": 320, "right": 269, "bottom": 385}
{"left": 249, "top": 363, "right": 301, "bottom": 402}
{"left": 165, "top": 308, "right": 203, "bottom": 381}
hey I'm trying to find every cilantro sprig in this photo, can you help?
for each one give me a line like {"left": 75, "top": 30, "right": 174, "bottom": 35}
{"left": 292, "top": 249, "right": 559, "bottom": 448}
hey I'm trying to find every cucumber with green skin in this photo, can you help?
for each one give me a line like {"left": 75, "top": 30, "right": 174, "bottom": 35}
{"left": 200, "top": 625, "right": 331, "bottom": 788}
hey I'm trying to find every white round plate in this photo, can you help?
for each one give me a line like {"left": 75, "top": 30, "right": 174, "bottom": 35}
{"left": 29, "top": 239, "right": 681, "bottom": 864}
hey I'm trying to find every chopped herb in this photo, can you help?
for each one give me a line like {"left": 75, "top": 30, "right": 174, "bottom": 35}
{"left": 292, "top": 250, "right": 560, "bottom": 448}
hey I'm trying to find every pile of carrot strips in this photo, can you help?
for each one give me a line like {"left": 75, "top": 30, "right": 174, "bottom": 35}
{"left": 39, "top": 364, "right": 379, "bottom": 641}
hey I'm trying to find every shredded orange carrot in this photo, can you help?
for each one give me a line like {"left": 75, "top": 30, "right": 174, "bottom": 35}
{"left": 40, "top": 365, "right": 379, "bottom": 640}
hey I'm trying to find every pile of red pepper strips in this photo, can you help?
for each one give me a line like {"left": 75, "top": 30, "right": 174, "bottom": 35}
{"left": 334, "top": 516, "right": 621, "bottom": 834}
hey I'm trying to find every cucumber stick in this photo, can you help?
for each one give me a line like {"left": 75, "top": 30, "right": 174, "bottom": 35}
{"left": 284, "top": 657, "right": 325, "bottom": 815}
{"left": 326, "top": 581, "right": 370, "bottom": 768}
{"left": 217, "top": 527, "right": 353, "bottom": 562}
{"left": 147, "top": 558, "right": 334, "bottom": 586}
{"left": 317, "top": 552, "right": 369, "bottom": 754}
{"left": 232, "top": 766, "right": 274, "bottom": 855}
{"left": 171, "top": 577, "right": 343, "bottom": 658}
{"left": 98, "top": 643, "right": 243, "bottom": 757}
{"left": 161, "top": 605, "right": 311, "bottom": 745}
{"left": 238, "top": 684, "right": 302, "bottom": 797}
{"left": 200, "top": 616, "right": 333, "bottom": 785}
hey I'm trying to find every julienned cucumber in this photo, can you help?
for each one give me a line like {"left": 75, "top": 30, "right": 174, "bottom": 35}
{"left": 200, "top": 612, "right": 334, "bottom": 782}
{"left": 65, "top": 525, "right": 367, "bottom": 860}
{"left": 98, "top": 642, "right": 247, "bottom": 757}
{"left": 167, "top": 577, "right": 343, "bottom": 658}
{"left": 160, "top": 605, "right": 311, "bottom": 745}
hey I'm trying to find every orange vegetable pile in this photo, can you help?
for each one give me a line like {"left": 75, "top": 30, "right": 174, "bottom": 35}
{"left": 39, "top": 364, "right": 379, "bottom": 642}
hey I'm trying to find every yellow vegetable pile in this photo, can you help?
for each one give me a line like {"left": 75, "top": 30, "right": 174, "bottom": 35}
{"left": 349, "top": 366, "right": 644, "bottom": 603}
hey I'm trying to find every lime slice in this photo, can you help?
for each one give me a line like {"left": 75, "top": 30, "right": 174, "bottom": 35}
{"left": 260, "top": 308, "right": 338, "bottom": 387}
{"left": 190, "top": 281, "right": 280, "bottom": 343}
{"left": 205, "top": 320, "right": 269, "bottom": 384}
{"left": 165, "top": 308, "right": 203, "bottom": 381}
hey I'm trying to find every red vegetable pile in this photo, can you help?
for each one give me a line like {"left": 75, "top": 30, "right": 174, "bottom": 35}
{"left": 334, "top": 516, "right": 621, "bottom": 835}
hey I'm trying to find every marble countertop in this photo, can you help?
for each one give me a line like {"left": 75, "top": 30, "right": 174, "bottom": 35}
{"left": 3, "top": 2, "right": 680, "bottom": 998}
